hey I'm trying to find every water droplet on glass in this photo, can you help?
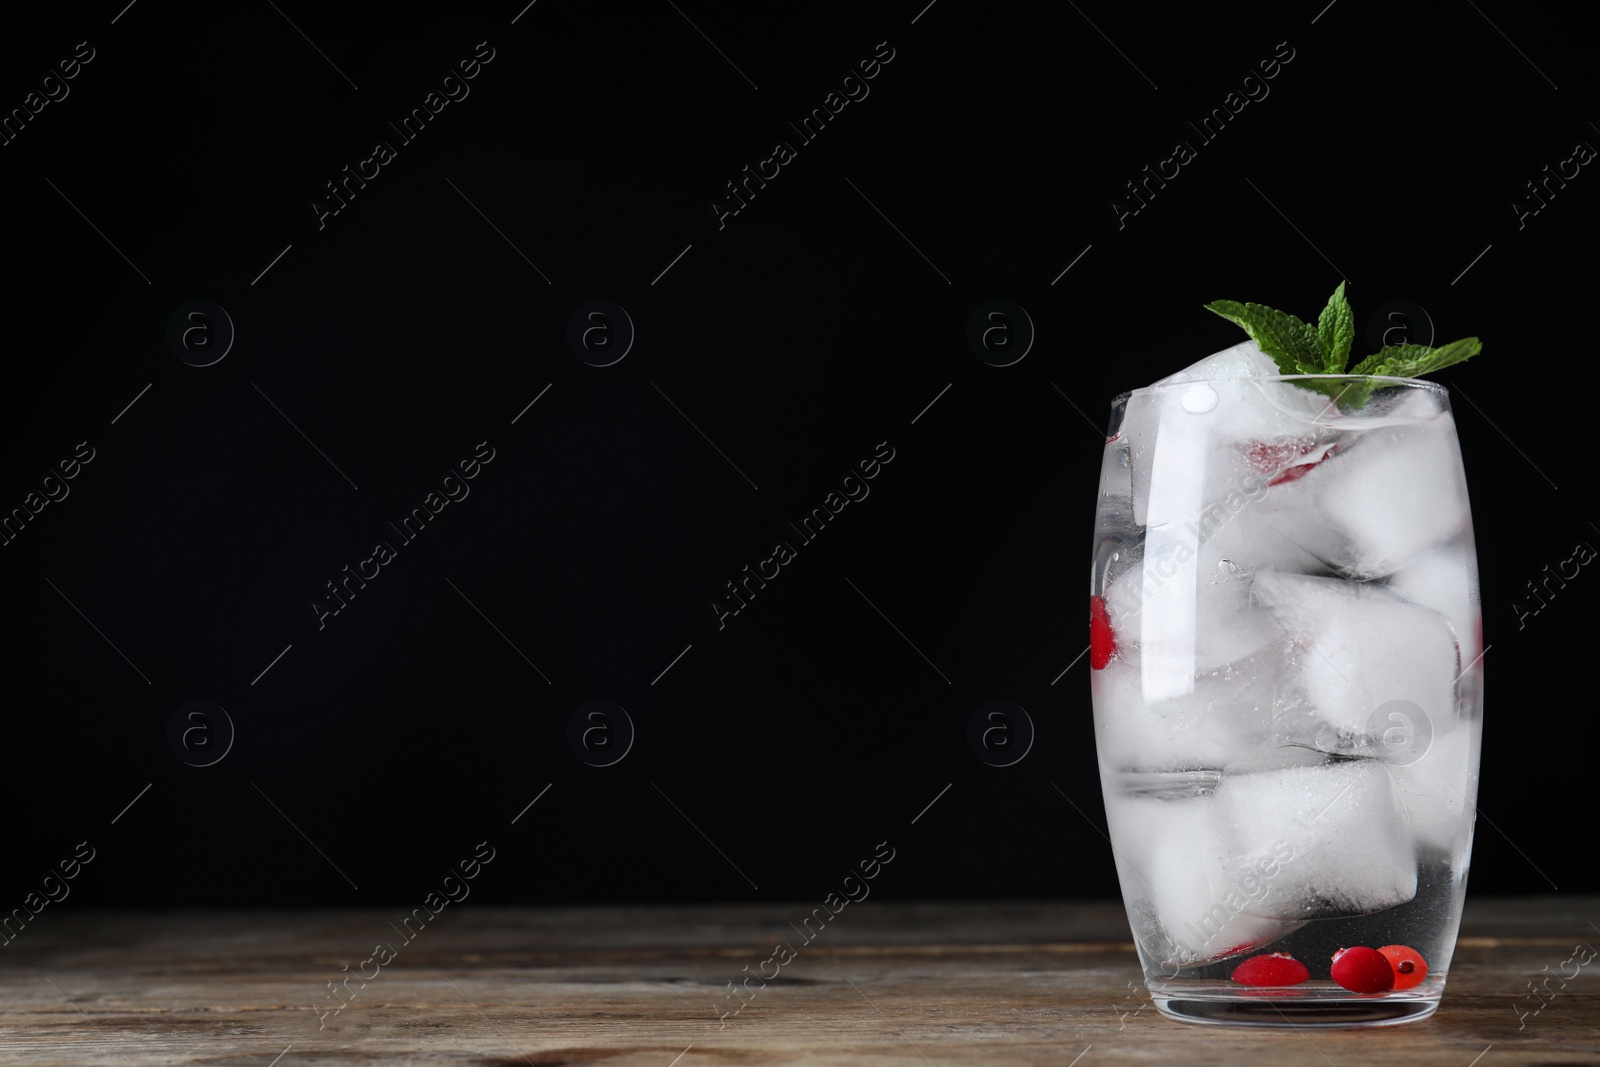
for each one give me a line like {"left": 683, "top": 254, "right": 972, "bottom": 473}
{"left": 1182, "top": 384, "right": 1218, "bottom": 414}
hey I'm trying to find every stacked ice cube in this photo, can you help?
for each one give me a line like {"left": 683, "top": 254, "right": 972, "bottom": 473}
{"left": 1094, "top": 340, "right": 1483, "bottom": 969}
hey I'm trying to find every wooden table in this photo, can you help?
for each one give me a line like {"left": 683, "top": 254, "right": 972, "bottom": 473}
{"left": 1, "top": 898, "right": 1595, "bottom": 1065}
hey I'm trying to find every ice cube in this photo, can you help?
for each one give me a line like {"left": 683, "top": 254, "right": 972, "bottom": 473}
{"left": 1189, "top": 566, "right": 1281, "bottom": 670}
{"left": 1095, "top": 659, "right": 1236, "bottom": 771}
{"left": 1363, "top": 383, "right": 1443, "bottom": 423}
{"left": 1252, "top": 572, "right": 1461, "bottom": 744}
{"left": 1093, "top": 653, "right": 1277, "bottom": 773}
{"left": 1188, "top": 644, "right": 1283, "bottom": 755}
{"left": 1101, "top": 547, "right": 1147, "bottom": 667}
{"left": 1158, "top": 344, "right": 1335, "bottom": 447}
{"left": 1389, "top": 721, "right": 1481, "bottom": 862}
{"left": 1389, "top": 544, "right": 1482, "bottom": 667}
{"left": 1124, "top": 340, "right": 1334, "bottom": 528}
{"left": 1097, "top": 438, "right": 1133, "bottom": 516}
{"left": 1193, "top": 471, "right": 1338, "bottom": 578}
{"left": 1160, "top": 338, "right": 1286, "bottom": 385}
{"left": 1113, "top": 345, "right": 1343, "bottom": 696}
{"left": 1304, "top": 412, "right": 1471, "bottom": 579}
{"left": 1102, "top": 536, "right": 1282, "bottom": 673}
{"left": 1106, "top": 793, "right": 1302, "bottom": 967}
{"left": 1104, "top": 463, "right": 1319, "bottom": 690}
{"left": 1212, "top": 757, "right": 1417, "bottom": 920}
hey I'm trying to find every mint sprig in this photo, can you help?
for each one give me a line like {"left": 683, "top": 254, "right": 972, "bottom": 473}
{"left": 1202, "top": 282, "right": 1481, "bottom": 406}
{"left": 1349, "top": 337, "right": 1481, "bottom": 378}
{"left": 1314, "top": 281, "right": 1354, "bottom": 373}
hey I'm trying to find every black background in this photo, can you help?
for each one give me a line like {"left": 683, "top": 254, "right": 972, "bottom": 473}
{"left": 0, "top": 0, "right": 1590, "bottom": 910}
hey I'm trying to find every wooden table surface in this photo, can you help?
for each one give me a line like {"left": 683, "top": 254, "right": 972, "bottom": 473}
{"left": 1, "top": 897, "right": 1595, "bottom": 1065}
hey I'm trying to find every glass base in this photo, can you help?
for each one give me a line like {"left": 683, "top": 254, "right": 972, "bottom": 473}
{"left": 1154, "top": 994, "right": 1439, "bottom": 1028}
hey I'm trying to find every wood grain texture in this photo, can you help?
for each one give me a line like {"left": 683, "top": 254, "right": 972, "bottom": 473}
{"left": 0, "top": 897, "right": 1595, "bottom": 1065}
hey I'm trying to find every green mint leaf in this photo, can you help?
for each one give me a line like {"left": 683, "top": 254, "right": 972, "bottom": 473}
{"left": 1342, "top": 338, "right": 1481, "bottom": 407}
{"left": 1346, "top": 344, "right": 1429, "bottom": 377}
{"left": 1315, "top": 281, "right": 1355, "bottom": 372}
{"left": 1367, "top": 337, "right": 1482, "bottom": 378}
{"left": 1202, "top": 299, "right": 1324, "bottom": 374}
{"left": 1202, "top": 289, "right": 1483, "bottom": 409}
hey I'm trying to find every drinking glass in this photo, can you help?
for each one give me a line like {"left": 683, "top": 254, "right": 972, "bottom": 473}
{"left": 1090, "top": 375, "right": 1483, "bottom": 1026}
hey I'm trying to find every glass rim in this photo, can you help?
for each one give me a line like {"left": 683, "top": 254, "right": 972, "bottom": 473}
{"left": 1111, "top": 374, "right": 1449, "bottom": 406}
